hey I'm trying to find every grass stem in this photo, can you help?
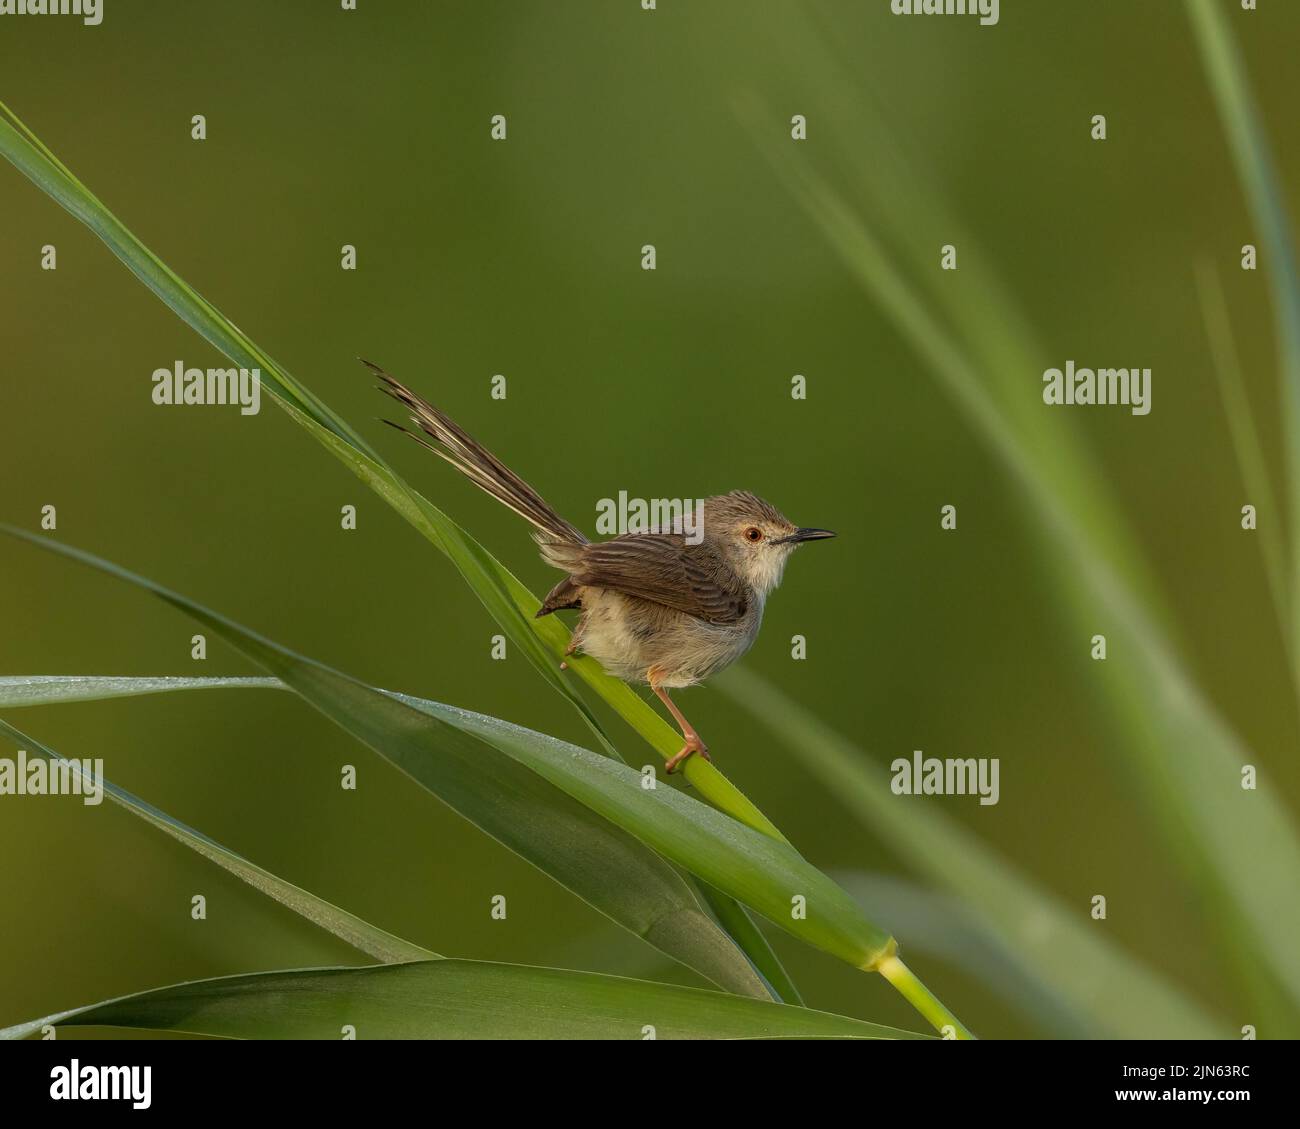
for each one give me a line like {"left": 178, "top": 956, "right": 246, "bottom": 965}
{"left": 878, "top": 955, "right": 974, "bottom": 1040}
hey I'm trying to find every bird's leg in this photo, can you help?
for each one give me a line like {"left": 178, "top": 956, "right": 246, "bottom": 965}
{"left": 649, "top": 673, "right": 711, "bottom": 774}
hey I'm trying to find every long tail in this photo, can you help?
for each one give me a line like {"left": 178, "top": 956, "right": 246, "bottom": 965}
{"left": 362, "top": 359, "right": 588, "bottom": 549}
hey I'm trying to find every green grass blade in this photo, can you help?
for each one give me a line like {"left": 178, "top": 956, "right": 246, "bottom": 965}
{"left": 719, "top": 667, "right": 1230, "bottom": 1039}
{"left": 0, "top": 960, "right": 925, "bottom": 1041}
{"left": 0, "top": 104, "right": 377, "bottom": 463}
{"left": 0, "top": 717, "right": 435, "bottom": 965}
{"left": 0, "top": 561, "right": 775, "bottom": 1002}
{"left": 3, "top": 679, "right": 796, "bottom": 1005}
{"left": 0, "top": 528, "right": 898, "bottom": 977}
{"left": 1185, "top": 0, "right": 1300, "bottom": 661}
{"left": 0, "top": 675, "right": 282, "bottom": 707}
{"left": 0, "top": 678, "right": 799, "bottom": 1005}
{"left": 1194, "top": 260, "right": 1293, "bottom": 674}
{"left": 0, "top": 676, "right": 801, "bottom": 1004}
{"left": 386, "top": 692, "right": 893, "bottom": 970}
{"left": 689, "top": 882, "right": 804, "bottom": 1007}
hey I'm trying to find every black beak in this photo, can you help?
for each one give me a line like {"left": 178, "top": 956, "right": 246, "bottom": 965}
{"left": 775, "top": 527, "right": 837, "bottom": 545}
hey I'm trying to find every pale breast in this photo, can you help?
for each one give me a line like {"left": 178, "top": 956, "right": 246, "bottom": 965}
{"left": 575, "top": 587, "right": 763, "bottom": 688}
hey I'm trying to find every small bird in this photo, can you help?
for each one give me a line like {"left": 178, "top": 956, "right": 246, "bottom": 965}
{"left": 366, "top": 361, "right": 836, "bottom": 773}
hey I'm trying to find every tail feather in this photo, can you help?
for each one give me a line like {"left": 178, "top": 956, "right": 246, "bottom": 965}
{"left": 363, "top": 359, "right": 587, "bottom": 547}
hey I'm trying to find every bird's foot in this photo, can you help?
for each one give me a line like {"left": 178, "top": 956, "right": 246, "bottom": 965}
{"left": 665, "top": 737, "right": 710, "bottom": 775}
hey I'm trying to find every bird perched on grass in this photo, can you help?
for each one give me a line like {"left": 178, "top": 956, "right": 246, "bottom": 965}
{"left": 366, "top": 361, "right": 835, "bottom": 773}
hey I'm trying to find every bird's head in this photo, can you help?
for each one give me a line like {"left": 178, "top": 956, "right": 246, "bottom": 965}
{"left": 703, "top": 490, "right": 836, "bottom": 598}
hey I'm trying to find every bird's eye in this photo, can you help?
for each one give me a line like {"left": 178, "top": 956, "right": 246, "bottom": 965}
{"left": 744, "top": 527, "right": 763, "bottom": 542}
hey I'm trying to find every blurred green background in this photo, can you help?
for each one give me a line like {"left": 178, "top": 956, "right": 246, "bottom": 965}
{"left": 2, "top": 0, "right": 1298, "bottom": 1039}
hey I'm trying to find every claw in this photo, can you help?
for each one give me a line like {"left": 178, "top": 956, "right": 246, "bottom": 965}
{"left": 665, "top": 737, "right": 710, "bottom": 774}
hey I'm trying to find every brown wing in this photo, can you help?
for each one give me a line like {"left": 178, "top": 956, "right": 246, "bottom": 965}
{"left": 573, "top": 534, "right": 748, "bottom": 624}
{"left": 536, "top": 575, "right": 583, "bottom": 617}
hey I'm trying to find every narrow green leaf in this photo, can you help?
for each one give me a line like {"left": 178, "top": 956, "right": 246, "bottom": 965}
{"left": 0, "top": 569, "right": 774, "bottom": 1001}
{"left": 388, "top": 691, "right": 893, "bottom": 969}
{"left": 0, "top": 529, "right": 897, "bottom": 973}
{"left": 1, "top": 960, "right": 924, "bottom": 1041}
{"left": 1185, "top": 0, "right": 1300, "bottom": 662}
{"left": 0, "top": 103, "right": 376, "bottom": 463}
{"left": 0, "top": 716, "right": 434, "bottom": 965}
{"left": 0, "top": 677, "right": 801, "bottom": 1005}
{"left": 0, "top": 676, "right": 804, "bottom": 1004}
{"left": 690, "top": 881, "right": 804, "bottom": 1007}
{"left": 0, "top": 681, "right": 806, "bottom": 1005}
{"left": 0, "top": 675, "right": 282, "bottom": 707}
{"left": 1193, "top": 260, "right": 1292, "bottom": 676}
{"left": 0, "top": 579, "right": 774, "bottom": 1002}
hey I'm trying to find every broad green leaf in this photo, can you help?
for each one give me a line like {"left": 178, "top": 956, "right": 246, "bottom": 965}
{"left": 0, "top": 529, "right": 897, "bottom": 975}
{"left": 389, "top": 693, "right": 893, "bottom": 969}
{"left": 1, "top": 673, "right": 811, "bottom": 1004}
{"left": 719, "top": 667, "right": 1230, "bottom": 1039}
{"left": 0, "top": 682, "right": 802, "bottom": 1003}
{"left": 0, "top": 677, "right": 801, "bottom": 1002}
{"left": 0, "top": 717, "right": 434, "bottom": 965}
{"left": 1, "top": 960, "right": 925, "bottom": 1041}
{"left": 0, "top": 559, "right": 773, "bottom": 1003}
